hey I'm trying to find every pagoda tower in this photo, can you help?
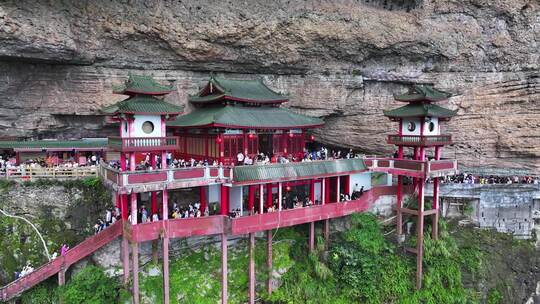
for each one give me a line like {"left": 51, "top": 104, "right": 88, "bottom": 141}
{"left": 383, "top": 85, "right": 457, "bottom": 289}
{"left": 102, "top": 74, "right": 183, "bottom": 304}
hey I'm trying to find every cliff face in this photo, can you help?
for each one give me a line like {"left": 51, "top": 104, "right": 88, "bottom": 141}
{"left": 0, "top": 0, "right": 538, "bottom": 171}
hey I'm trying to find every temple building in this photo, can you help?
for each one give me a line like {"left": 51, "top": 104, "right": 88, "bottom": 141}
{"left": 383, "top": 84, "right": 457, "bottom": 289}
{"left": 169, "top": 75, "right": 323, "bottom": 164}
{"left": 0, "top": 75, "right": 459, "bottom": 304}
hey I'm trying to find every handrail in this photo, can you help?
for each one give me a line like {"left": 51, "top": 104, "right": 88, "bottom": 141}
{"left": 4, "top": 166, "right": 97, "bottom": 180}
{"left": 0, "top": 221, "right": 123, "bottom": 301}
{"left": 387, "top": 134, "right": 452, "bottom": 146}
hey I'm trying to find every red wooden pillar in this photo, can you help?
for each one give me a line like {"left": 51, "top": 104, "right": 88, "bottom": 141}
{"left": 15, "top": 152, "right": 20, "bottom": 166}
{"left": 266, "top": 183, "right": 273, "bottom": 208}
{"left": 324, "top": 177, "right": 331, "bottom": 203}
{"left": 220, "top": 185, "right": 229, "bottom": 215}
{"left": 120, "top": 153, "right": 126, "bottom": 171}
{"left": 397, "top": 176, "right": 403, "bottom": 235}
{"left": 248, "top": 233, "right": 256, "bottom": 304}
{"left": 248, "top": 185, "right": 255, "bottom": 214}
{"left": 200, "top": 186, "right": 207, "bottom": 216}
{"left": 221, "top": 233, "right": 228, "bottom": 304}
{"left": 162, "top": 189, "right": 170, "bottom": 304}
{"left": 432, "top": 146, "right": 442, "bottom": 240}
{"left": 309, "top": 179, "right": 315, "bottom": 203}
{"left": 266, "top": 230, "right": 273, "bottom": 294}
{"left": 150, "top": 154, "right": 158, "bottom": 215}
{"left": 416, "top": 177, "right": 425, "bottom": 289}
{"left": 130, "top": 193, "right": 140, "bottom": 304}
{"left": 121, "top": 194, "right": 129, "bottom": 220}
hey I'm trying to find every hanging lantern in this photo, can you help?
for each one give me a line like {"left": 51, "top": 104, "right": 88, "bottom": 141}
{"left": 309, "top": 135, "right": 315, "bottom": 141}
{"left": 288, "top": 132, "right": 294, "bottom": 138}
{"left": 286, "top": 185, "right": 291, "bottom": 192}
{"left": 216, "top": 137, "right": 222, "bottom": 143}
{"left": 248, "top": 133, "right": 255, "bottom": 139}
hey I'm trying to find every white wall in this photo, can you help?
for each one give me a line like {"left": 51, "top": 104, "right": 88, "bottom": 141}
{"left": 131, "top": 114, "right": 163, "bottom": 137}
{"left": 314, "top": 182, "right": 322, "bottom": 202}
{"left": 229, "top": 186, "right": 243, "bottom": 213}
{"left": 422, "top": 117, "right": 439, "bottom": 136}
{"left": 349, "top": 172, "right": 372, "bottom": 193}
{"left": 208, "top": 184, "right": 221, "bottom": 204}
{"left": 401, "top": 118, "right": 421, "bottom": 136}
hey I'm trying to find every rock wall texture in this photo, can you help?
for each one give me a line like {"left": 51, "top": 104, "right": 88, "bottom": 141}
{"left": 0, "top": 0, "right": 538, "bottom": 171}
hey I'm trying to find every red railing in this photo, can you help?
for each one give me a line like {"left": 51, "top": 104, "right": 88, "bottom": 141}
{"left": 365, "top": 158, "right": 457, "bottom": 178}
{"left": 108, "top": 136, "right": 179, "bottom": 152}
{"left": 387, "top": 134, "right": 452, "bottom": 146}
{"left": 0, "top": 221, "right": 123, "bottom": 301}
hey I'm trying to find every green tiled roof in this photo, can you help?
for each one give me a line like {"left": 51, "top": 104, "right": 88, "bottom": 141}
{"left": 232, "top": 159, "right": 367, "bottom": 184}
{"left": 394, "top": 85, "right": 452, "bottom": 102}
{"left": 113, "top": 74, "right": 174, "bottom": 95}
{"left": 102, "top": 96, "right": 184, "bottom": 115}
{"left": 0, "top": 138, "right": 108, "bottom": 150}
{"left": 189, "top": 76, "right": 288, "bottom": 103}
{"left": 383, "top": 103, "right": 457, "bottom": 119}
{"left": 168, "top": 105, "right": 323, "bottom": 129}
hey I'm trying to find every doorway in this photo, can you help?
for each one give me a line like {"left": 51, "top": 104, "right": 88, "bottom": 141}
{"left": 259, "top": 133, "right": 273, "bottom": 156}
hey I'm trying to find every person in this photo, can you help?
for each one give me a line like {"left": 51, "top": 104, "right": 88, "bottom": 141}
{"left": 105, "top": 208, "right": 112, "bottom": 226}
{"left": 152, "top": 213, "right": 159, "bottom": 222}
{"left": 93, "top": 221, "right": 101, "bottom": 234}
{"left": 61, "top": 244, "right": 69, "bottom": 256}
{"left": 237, "top": 151, "right": 245, "bottom": 165}
{"left": 91, "top": 154, "right": 97, "bottom": 165}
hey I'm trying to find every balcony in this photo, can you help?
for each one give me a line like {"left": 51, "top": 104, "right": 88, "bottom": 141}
{"left": 365, "top": 158, "right": 458, "bottom": 179}
{"left": 387, "top": 134, "right": 452, "bottom": 147}
{"left": 99, "top": 163, "right": 231, "bottom": 193}
{"left": 108, "top": 136, "right": 179, "bottom": 152}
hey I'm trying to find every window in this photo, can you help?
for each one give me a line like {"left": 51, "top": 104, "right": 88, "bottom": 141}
{"left": 428, "top": 121, "right": 435, "bottom": 132}
{"left": 142, "top": 121, "right": 154, "bottom": 134}
{"left": 407, "top": 121, "right": 416, "bottom": 132}
{"left": 124, "top": 121, "right": 128, "bottom": 133}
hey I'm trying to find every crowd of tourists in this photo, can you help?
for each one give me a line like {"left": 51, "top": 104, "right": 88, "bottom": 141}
{"left": 171, "top": 202, "right": 209, "bottom": 219}
{"left": 438, "top": 173, "right": 539, "bottom": 185}
{"left": 1, "top": 153, "right": 102, "bottom": 176}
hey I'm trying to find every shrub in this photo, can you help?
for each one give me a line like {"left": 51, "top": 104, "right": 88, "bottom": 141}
{"left": 60, "top": 265, "right": 120, "bottom": 304}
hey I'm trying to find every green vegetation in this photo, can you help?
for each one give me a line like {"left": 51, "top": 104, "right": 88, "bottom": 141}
{"left": 14, "top": 204, "right": 539, "bottom": 303}
{"left": 266, "top": 214, "right": 482, "bottom": 304}
{"left": 0, "top": 177, "right": 111, "bottom": 285}
{"left": 22, "top": 265, "right": 128, "bottom": 304}
{"left": 139, "top": 235, "right": 294, "bottom": 303}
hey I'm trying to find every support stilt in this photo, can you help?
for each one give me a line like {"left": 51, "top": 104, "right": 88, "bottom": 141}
{"left": 162, "top": 189, "right": 169, "bottom": 304}
{"left": 416, "top": 178, "right": 425, "bottom": 290}
{"left": 249, "top": 233, "right": 256, "bottom": 304}
{"left": 162, "top": 237, "right": 170, "bottom": 304}
{"left": 132, "top": 242, "right": 140, "bottom": 304}
{"left": 122, "top": 236, "right": 130, "bottom": 285}
{"left": 221, "top": 233, "right": 228, "bottom": 304}
{"left": 323, "top": 219, "right": 330, "bottom": 249}
{"left": 266, "top": 230, "right": 273, "bottom": 295}
{"left": 309, "top": 222, "right": 315, "bottom": 251}
{"left": 58, "top": 268, "right": 65, "bottom": 286}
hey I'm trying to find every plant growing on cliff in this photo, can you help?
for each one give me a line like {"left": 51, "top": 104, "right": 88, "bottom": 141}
{"left": 59, "top": 265, "right": 121, "bottom": 304}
